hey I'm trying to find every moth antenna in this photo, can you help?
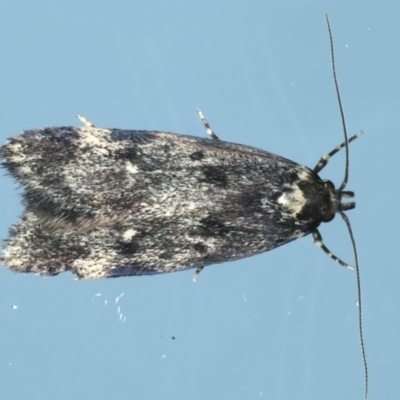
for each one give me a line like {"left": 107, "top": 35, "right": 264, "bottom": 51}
{"left": 325, "top": 14, "right": 349, "bottom": 192}
{"left": 326, "top": 14, "right": 368, "bottom": 399}
{"left": 340, "top": 211, "right": 368, "bottom": 400}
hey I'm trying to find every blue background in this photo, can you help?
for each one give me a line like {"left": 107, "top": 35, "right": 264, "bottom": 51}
{"left": 0, "top": 1, "right": 398, "bottom": 399}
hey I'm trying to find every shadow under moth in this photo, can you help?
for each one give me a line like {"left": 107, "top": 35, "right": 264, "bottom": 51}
{"left": 0, "top": 15, "right": 369, "bottom": 399}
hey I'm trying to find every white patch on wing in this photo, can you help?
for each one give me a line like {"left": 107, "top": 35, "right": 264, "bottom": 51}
{"left": 122, "top": 229, "right": 137, "bottom": 242}
{"left": 125, "top": 163, "right": 139, "bottom": 174}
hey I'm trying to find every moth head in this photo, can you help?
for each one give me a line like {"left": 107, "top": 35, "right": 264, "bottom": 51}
{"left": 320, "top": 179, "right": 355, "bottom": 223}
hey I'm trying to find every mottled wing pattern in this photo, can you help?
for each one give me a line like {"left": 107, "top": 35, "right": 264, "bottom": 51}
{"left": 1, "top": 128, "right": 313, "bottom": 279}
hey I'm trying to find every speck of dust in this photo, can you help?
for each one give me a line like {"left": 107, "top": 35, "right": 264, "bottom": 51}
{"left": 91, "top": 292, "right": 127, "bottom": 322}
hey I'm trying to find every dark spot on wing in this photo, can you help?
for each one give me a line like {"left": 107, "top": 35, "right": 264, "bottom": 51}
{"left": 109, "top": 130, "right": 159, "bottom": 142}
{"left": 198, "top": 166, "right": 228, "bottom": 187}
{"left": 106, "top": 264, "right": 160, "bottom": 277}
{"left": 158, "top": 252, "right": 173, "bottom": 260}
{"left": 193, "top": 242, "right": 207, "bottom": 253}
{"left": 24, "top": 128, "right": 80, "bottom": 164}
{"left": 114, "top": 240, "right": 140, "bottom": 255}
{"left": 238, "top": 188, "right": 267, "bottom": 209}
{"left": 197, "top": 217, "right": 230, "bottom": 237}
{"left": 189, "top": 151, "right": 204, "bottom": 161}
{"left": 36, "top": 262, "right": 64, "bottom": 276}
{"left": 24, "top": 191, "right": 96, "bottom": 225}
{"left": 114, "top": 146, "right": 139, "bottom": 161}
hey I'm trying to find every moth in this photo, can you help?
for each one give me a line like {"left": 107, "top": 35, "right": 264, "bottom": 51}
{"left": 0, "top": 19, "right": 362, "bottom": 282}
{"left": 0, "top": 15, "right": 368, "bottom": 398}
{"left": 0, "top": 112, "right": 361, "bottom": 280}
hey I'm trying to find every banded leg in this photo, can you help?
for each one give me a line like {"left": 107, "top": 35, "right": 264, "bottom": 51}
{"left": 312, "top": 229, "right": 354, "bottom": 270}
{"left": 197, "top": 109, "right": 220, "bottom": 140}
{"left": 192, "top": 266, "right": 204, "bottom": 282}
{"left": 76, "top": 114, "right": 95, "bottom": 127}
{"left": 313, "top": 130, "right": 363, "bottom": 174}
{"left": 193, "top": 110, "right": 218, "bottom": 282}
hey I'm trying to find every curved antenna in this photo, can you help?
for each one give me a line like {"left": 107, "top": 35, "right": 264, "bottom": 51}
{"left": 340, "top": 211, "right": 368, "bottom": 399}
{"left": 325, "top": 14, "right": 350, "bottom": 192}
{"left": 326, "top": 14, "right": 368, "bottom": 399}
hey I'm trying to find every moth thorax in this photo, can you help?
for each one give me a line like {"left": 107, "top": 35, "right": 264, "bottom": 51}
{"left": 276, "top": 185, "right": 307, "bottom": 218}
{"left": 275, "top": 168, "right": 338, "bottom": 224}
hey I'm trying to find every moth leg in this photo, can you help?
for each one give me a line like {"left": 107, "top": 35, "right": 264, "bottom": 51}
{"left": 312, "top": 229, "right": 354, "bottom": 270}
{"left": 192, "top": 266, "right": 204, "bottom": 282}
{"left": 313, "top": 130, "right": 363, "bottom": 174}
{"left": 196, "top": 109, "right": 220, "bottom": 140}
{"left": 76, "top": 114, "right": 96, "bottom": 127}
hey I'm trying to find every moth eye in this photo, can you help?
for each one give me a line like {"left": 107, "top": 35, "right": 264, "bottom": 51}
{"left": 323, "top": 180, "right": 335, "bottom": 191}
{"left": 322, "top": 212, "right": 335, "bottom": 223}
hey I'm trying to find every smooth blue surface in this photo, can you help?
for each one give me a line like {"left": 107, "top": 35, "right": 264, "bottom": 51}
{"left": 0, "top": 1, "right": 398, "bottom": 399}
